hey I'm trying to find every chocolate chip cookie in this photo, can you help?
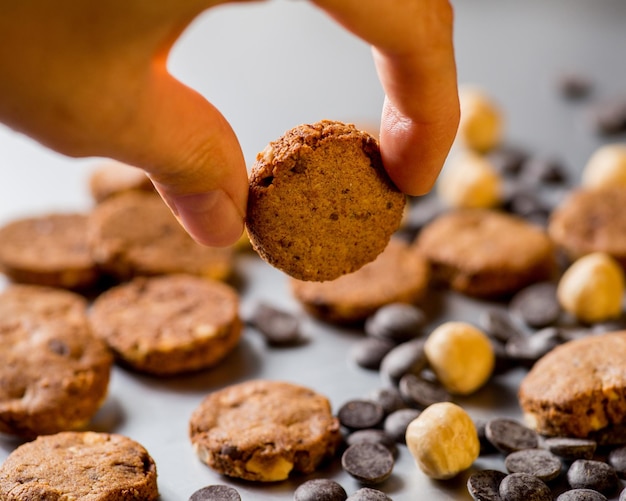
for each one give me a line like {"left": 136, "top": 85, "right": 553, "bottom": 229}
{"left": 87, "top": 191, "right": 234, "bottom": 281}
{"left": 416, "top": 208, "right": 556, "bottom": 297}
{"left": 0, "top": 431, "right": 158, "bottom": 500}
{"left": 519, "top": 331, "right": 626, "bottom": 443}
{"left": 289, "top": 237, "right": 430, "bottom": 324}
{"left": 189, "top": 380, "right": 341, "bottom": 482}
{"left": 0, "top": 284, "right": 112, "bottom": 437}
{"left": 89, "top": 274, "right": 241, "bottom": 376}
{"left": 0, "top": 212, "right": 100, "bottom": 289}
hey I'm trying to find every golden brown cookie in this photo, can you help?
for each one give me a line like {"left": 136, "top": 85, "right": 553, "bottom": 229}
{"left": 0, "top": 285, "right": 112, "bottom": 438}
{"left": 416, "top": 208, "right": 556, "bottom": 297}
{"left": 289, "top": 237, "right": 430, "bottom": 324}
{"left": 246, "top": 120, "right": 406, "bottom": 282}
{"left": 0, "top": 212, "right": 100, "bottom": 289}
{"left": 0, "top": 431, "right": 158, "bottom": 500}
{"left": 548, "top": 186, "right": 626, "bottom": 267}
{"left": 89, "top": 274, "right": 241, "bottom": 376}
{"left": 519, "top": 331, "right": 626, "bottom": 443}
{"left": 87, "top": 191, "right": 234, "bottom": 281}
{"left": 189, "top": 379, "right": 341, "bottom": 482}
{"left": 88, "top": 160, "right": 155, "bottom": 203}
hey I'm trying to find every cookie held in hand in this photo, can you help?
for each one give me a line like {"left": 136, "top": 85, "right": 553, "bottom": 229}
{"left": 246, "top": 120, "right": 406, "bottom": 282}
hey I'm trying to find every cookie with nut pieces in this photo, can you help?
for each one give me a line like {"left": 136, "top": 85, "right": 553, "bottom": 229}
{"left": 87, "top": 191, "right": 234, "bottom": 281}
{"left": 416, "top": 208, "right": 556, "bottom": 297}
{"left": 289, "top": 237, "right": 430, "bottom": 324}
{"left": 89, "top": 274, "right": 241, "bottom": 376}
{"left": 246, "top": 120, "right": 406, "bottom": 282}
{"left": 0, "top": 431, "right": 158, "bottom": 500}
{"left": 519, "top": 331, "right": 626, "bottom": 443}
{"left": 548, "top": 186, "right": 626, "bottom": 268}
{"left": 0, "top": 284, "right": 112, "bottom": 438}
{"left": 0, "top": 212, "right": 100, "bottom": 290}
{"left": 189, "top": 379, "right": 341, "bottom": 482}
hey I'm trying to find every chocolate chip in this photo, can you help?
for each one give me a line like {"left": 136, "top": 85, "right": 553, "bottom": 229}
{"left": 498, "top": 472, "right": 552, "bottom": 501}
{"left": 398, "top": 373, "right": 451, "bottom": 409}
{"left": 346, "top": 429, "right": 398, "bottom": 458}
{"left": 337, "top": 400, "right": 385, "bottom": 431}
{"left": 350, "top": 337, "right": 396, "bottom": 370}
{"left": 485, "top": 418, "right": 539, "bottom": 454}
{"left": 566, "top": 459, "right": 620, "bottom": 495}
{"left": 293, "top": 479, "right": 348, "bottom": 501}
{"left": 509, "top": 282, "right": 561, "bottom": 329}
{"left": 346, "top": 487, "right": 393, "bottom": 501}
{"left": 488, "top": 145, "right": 530, "bottom": 177}
{"left": 467, "top": 469, "right": 507, "bottom": 501}
{"left": 557, "top": 72, "right": 593, "bottom": 100}
{"left": 244, "top": 301, "right": 303, "bottom": 346}
{"left": 608, "top": 445, "right": 626, "bottom": 478}
{"left": 504, "top": 448, "right": 562, "bottom": 482}
{"left": 521, "top": 156, "right": 569, "bottom": 185}
{"left": 556, "top": 489, "right": 608, "bottom": 501}
{"left": 479, "top": 309, "right": 525, "bottom": 343}
{"left": 474, "top": 418, "right": 498, "bottom": 455}
{"left": 188, "top": 485, "right": 241, "bottom": 501}
{"left": 383, "top": 408, "right": 421, "bottom": 444}
{"left": 505, "top": 327, "right": 561, "bottom": 366}
{"left": 341, "top": 443, "right": 394, "bottom": 485}
{"left": 367, "top": 387, "right": 406, "bottom": 416}
{"left": 590, "top": 97, "right": 626, "bottom": 136}
{"left": 543, "top": 437, "right": 597, "bottom": 461}
{"left": 379, "top": 339, "right": 427, "bottom": 385}
{"left": 364, "top": 303, "right": 426, "bottom": 343}
{"left": 47, "top": 338, "right": 70, "bottom": 356}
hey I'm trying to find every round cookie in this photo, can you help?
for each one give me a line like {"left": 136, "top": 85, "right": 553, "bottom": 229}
{"left": 189, "top": 379, "right": 342, "bottom": 482}
{"left": 289, "top": 237, "right": 430, "bottom": 324}
{"left": 87, "top": 191, "right": 234, "bottom": 281}
{"left": 0, "top": 285, "right": 112, "bottom": 438}
{"left": 0, "top": 212, "right": 100, "bottom": 289}
{"left": 0, "top": 431, "right": 158, "bottom": 500}
{"left": 89, "top": 274, "right": 241, "bottom": 376}
{"left": 88, "top": 160, "right": 155, "bottom": 203}
{"left": 519, "top": 331, "right": 626, "bottom": 442}
{"left": 548, "top": 186, "right": 626, "bottom": 267}
{"left": 416, "top": 208, "right": 556, "bottom": 297}
{"left": 246, "top": 120, "right": 406, "bottom": 282}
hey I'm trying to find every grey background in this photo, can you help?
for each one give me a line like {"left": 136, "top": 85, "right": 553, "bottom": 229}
{"left": 1, "top": 1, "right": 626, "bottom": 499}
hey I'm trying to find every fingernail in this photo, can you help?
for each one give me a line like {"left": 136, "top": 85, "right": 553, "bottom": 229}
{"left": 164, "top": 190, "right": 244, "bottom": 247}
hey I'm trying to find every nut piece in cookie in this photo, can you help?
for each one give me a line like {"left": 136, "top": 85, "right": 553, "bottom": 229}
{"left": 416, "top": 208, "right": 556, "bottom": 298}
{"left": 189, "top": 380, "right": 341, "bottom": 482}
{"left": 246, "top": 120, "right": 406, "bottom": 282}
{"left": 0, "top": 285, "right": 112, "bottom": 438}
{"left": 0, "top": 431, "right": 158, "bottom": 500}
{"left": 89, "top": 274, "right": 241, "bottom": 376}
{"left": 87, "top": 191, "right": 234, "bottom": 281}
{"left": 0, "top": 213, "right": 100, "bottom": 290}
{"left": 519, "top": 331, "right": 626, "bottom": 443}
{"left": 289, "top": 237, "right": 429, "bottom": 324}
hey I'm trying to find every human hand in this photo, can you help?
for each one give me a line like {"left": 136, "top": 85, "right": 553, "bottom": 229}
{"left": 0, "top": 0, "right": 458, "bottom": 247}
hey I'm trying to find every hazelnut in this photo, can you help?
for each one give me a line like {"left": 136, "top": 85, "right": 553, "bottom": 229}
{"left": 405, "top": 402, "right": 479, "bottom": 480}
{"left": 457, "top": 86, "right": 504, "bottom": 153}
{"left": 424, "top": 321, "right": 494, "bottom": 395}
{"left": 581, "top": 143, "right": 626, "bottom": 189}
{"left": 437, "top": 152, "right": 503, "bottom": 209}
{"left": 557, "top": 252, "right": 625, "bottom": 324}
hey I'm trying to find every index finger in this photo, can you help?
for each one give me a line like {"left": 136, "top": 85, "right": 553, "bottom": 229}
{"left": 311, "top": 0, "right": 459, "bottom": 195}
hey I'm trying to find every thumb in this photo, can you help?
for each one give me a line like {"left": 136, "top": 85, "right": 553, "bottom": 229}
{"left": 111, "top": 68, "right": 248, "bottom": 248}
